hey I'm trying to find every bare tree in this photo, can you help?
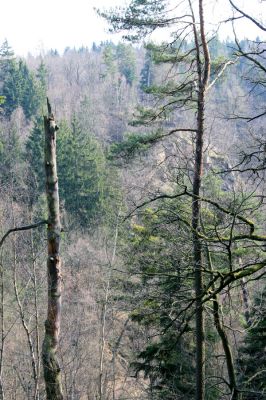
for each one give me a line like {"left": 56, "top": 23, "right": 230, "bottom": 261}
{"left": 42, "top": 99, "right": 63, "bottom": 400}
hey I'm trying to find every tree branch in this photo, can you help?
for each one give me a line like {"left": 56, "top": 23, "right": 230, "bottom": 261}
{"left": 207, "top": 59, "right": 237, "bottom": 92}
{"left": 229, "top": 0, "right": 266, "bottom": 32}
{"left": 0, "top": 220, "right": 48, "bottom": 249}
{"left": 125, "top": 187, "right": 255, "bottom": 235}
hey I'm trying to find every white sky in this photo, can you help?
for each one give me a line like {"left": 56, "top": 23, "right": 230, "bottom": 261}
{"left": 0, "top": 0, "right": 265, "bottom": 56}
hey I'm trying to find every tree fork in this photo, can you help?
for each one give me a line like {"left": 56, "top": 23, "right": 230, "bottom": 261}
{"left": 42, "top": 98, "right": 63, "bottom": 400}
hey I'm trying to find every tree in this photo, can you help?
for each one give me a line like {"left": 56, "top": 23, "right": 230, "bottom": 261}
{"left": 99, "top": 2, "right": 210, "bottom": 398}
{"left": 225, "top": 1, "right": 266, "bottom": 177}
{"left": 125, "top": 207, "right": 196, "bottom": 399}
{"left": 27, "top": 114, "right": 117, "bottom": 228}
{"left": 25, "top": 117, "right": 46, "bottom": 205}
{"left": 139, "top": 49, "right": 155, "bottom": 90}
{"left": 0, "top": 39, "right": 15, "bottom": 80}
{"left": 99, "top": 2, "right": 266, "bottom": 399}
{"left": 42, "top": 99, "right": 63, "bottom": 399}
{"left": 57, "top": 116, "right": 113, "bottom": 227}
{"left": 2, "top": 59, "right": 44, "bottom": 120}
{"left": 116, "top": 43, "right": 136, "bottom": 86}
{"left": 0, "top": 122, "right": 23, "bottom": 190}
{"left": 237, "top": 286, "right": 266, "bottom": 399}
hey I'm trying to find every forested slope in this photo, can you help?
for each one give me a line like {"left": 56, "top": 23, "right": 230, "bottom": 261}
{"left": 0, "top": 23, "right": 265, "bottom": 400}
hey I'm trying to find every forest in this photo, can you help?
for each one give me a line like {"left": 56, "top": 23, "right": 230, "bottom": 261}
{"left": 0, "top": 1, "right": 265, "bottom": 399}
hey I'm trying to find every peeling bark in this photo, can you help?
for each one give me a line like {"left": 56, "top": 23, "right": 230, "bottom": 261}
{"left": 42, "top": 99, "right": 63, "bottom": 400}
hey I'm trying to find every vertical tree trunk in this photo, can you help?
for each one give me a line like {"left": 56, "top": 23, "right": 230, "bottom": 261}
{"left": 42, "top": 99, "right": 63, "bottom": 400}
{"left": 192, "top": 85, "right": 206, "bottom": 400}
{"left": 239, "top": 258, "right": 250, "bottom": 326}
{"left": 0, "top": 259, "right": 4, "bottom": 400}
{"left": 30, "top": 224, "right": 41, "bottom": 400}
{"left": 189, "top": 2, "right": 210, "bottom": 399}
{"left": 99, "top": 211, "right": 120, "bottom": 400}
{"left": 205, "top": 243, "right": 238, "bottom": 399}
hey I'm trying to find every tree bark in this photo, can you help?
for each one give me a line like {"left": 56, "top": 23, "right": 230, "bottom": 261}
{"left": 189, "top": 1, "right": 210, "bottom": 399}
{"left": 205, "top": 243, "right": 238, "bottom": 399}
{"left": 42, "top": 99, "right": 63, "bottom": 400}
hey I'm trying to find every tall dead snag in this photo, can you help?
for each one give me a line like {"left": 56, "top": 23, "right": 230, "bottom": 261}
{"left": 42, "top": 99, "right": 63, "bottom": 400}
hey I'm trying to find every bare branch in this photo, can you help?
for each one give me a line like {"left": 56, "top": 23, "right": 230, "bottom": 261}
{"left": 229, "top": 0, "right": 266, "bottom": 32}
{"left": 207, "top": 59, "right": 237, "bottom": 92}
{"left": 0, "top": 220, "right": 48, "bottom": 250}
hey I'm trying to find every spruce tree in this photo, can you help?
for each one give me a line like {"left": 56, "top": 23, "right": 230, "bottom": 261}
{"left": 25, "top": 117, "right": 45, "bottom": 204}
{"left": 26, "top": 115, "right": 117, "bottom": 228}
{"left": 2, "top": 59, "right": 43, "bottom": 119}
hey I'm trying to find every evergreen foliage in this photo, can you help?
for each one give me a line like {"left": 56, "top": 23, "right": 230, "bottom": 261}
{"left": 116, "top": 43, "right": 136, "bottom": 86}
{"left": 0, "top": 29, "right": 265, "bottom": 400}
{"left": 26, "top": 116, "right": 118, "bottom": 228}
{"left": 57, "top": 116, "right": 113, "bottom": 227}
{"left": 140, "top": 49, "right": 155, "bottom": 89}
{"left": 123, "top": 206, "right": 195, "bottom": 399}
{"left": 2, "top": 58, "right": 44, "bottom": 119}
{"left": 102, "top": 42, "right": 136, "bottom": 85}
{"left": 237, "top": 286, "right": 266, "bottom": 399}
{"left": 0, "top": 39, "right": 15, "bottom": 78}
{"left": 25, "top": 117, "right": 45, "bottom": 204}
{"left": 97, "top": 0, "right": 169, "bottom": 41}
{"left": 0, "top": 122, "right": 26, "bottom": 200}
{"left": 108, "top": 130, "right": 164, "bottom": 160}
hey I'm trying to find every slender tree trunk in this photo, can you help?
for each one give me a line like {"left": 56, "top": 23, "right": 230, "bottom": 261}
{"left": 192, "top": 86, "right": 206, "bottom": 400}
{"left": 205, "top": 243, "right": 238, "bottom": 399}
{"left": 0, "top": 255, "right": 4, "bottom": 400}
{"left": 30, "top": 224, "right": 41, "bottom": 400}
{"left": 10, "top": 199, "right": 39, "bottom": 399}
{"left": 238, "top": 258, "right": 250, "bottom": 326}
{"left": 13, "top": 242, "right": 39, "bottom": 399}
{"left": 42, "top": 99, "right": 63, "bottom": 400}
{"left": 189, "top": 2, "right": 210, "bottom": 399}
{"left": 99, "top": 212, "right": 120, "bottom": 400}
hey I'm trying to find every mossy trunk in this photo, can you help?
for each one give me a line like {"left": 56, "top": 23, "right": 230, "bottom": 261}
{"left": 42, "top": 99, "right": 63, "bottom": 400}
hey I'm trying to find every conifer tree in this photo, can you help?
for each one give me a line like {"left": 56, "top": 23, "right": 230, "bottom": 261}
{"left": 26, "top": 115, "right": 117, "bottom": 228}
{"left": 140, "top": 49, "right": 154, "bottom": 90}
{"left": 237, "top": 286, "right": 266, "bottom": 399}
{"left": 116, "top": 43, "right": 136, "bottom": 86}
{"left": 0, "top": 39, "right": 15, "bottom": 78}
{"left": 2, "top": 59, "right": 43, "bottom": 119}
{"left": 125, "top": 206, "right": 195, "bottom": 399}
{"left": 26, "top": 117, "right": 45, "bottom": 204}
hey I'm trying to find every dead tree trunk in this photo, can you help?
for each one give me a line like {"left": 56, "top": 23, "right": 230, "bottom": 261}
{"left": 42, "top": 99, "right": 63, "bottom": 400}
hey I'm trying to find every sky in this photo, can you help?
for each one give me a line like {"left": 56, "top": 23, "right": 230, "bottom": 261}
{"left": 0, "top": 0, "right": 265, "bottom": 56}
